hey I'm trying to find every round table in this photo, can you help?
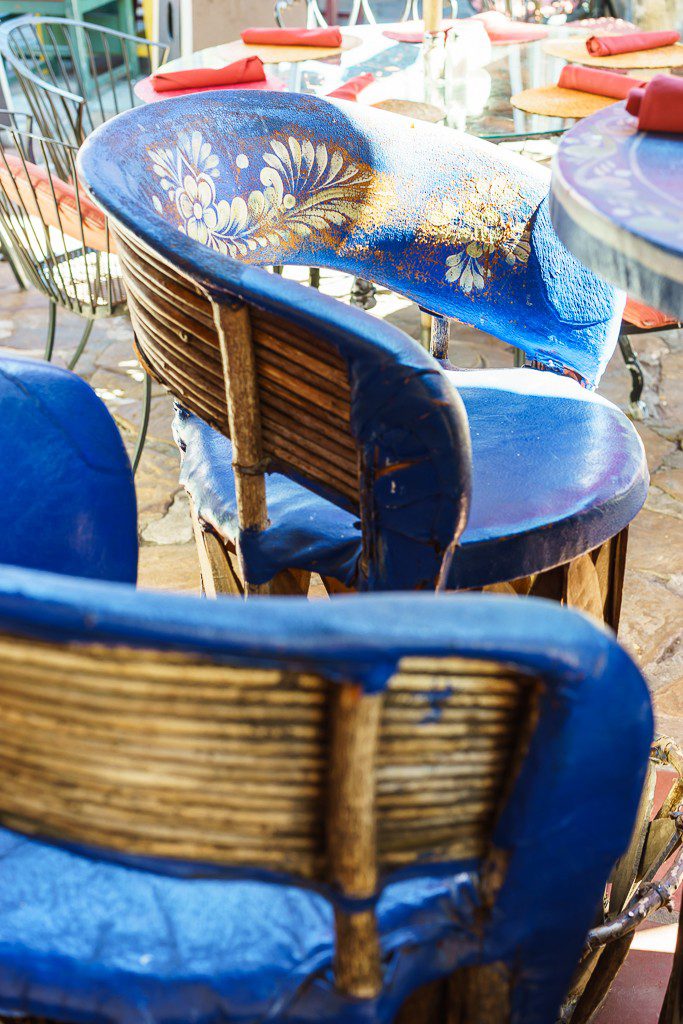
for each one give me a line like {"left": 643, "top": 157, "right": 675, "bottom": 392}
{"left": 550, "top": 102, "right": 683, "bottom": 319}
{"left": 141, "top": 24, "right": 592, "bottom": 143}
{"left": 552, "top": 99, "right": 683, "bottom": 1024}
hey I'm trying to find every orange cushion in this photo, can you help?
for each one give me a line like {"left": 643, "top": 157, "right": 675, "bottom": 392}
{"left": 623, "top": 297, "right": 678, "bottom": 330}
{"left": 0, "top": 154, "right": 115, "bottom": 254}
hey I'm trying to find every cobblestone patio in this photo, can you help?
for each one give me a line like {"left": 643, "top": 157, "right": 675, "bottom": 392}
{"left": 1, "top": 260, "right": 680, "bottom": 741}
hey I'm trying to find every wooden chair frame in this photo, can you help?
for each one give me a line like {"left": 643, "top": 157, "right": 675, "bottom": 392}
{"left": 0, "top": 560, "right": 655, "bottom": 1024}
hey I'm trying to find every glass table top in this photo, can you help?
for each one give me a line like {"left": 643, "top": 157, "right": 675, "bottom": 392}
{"left": 159, "top": 23, "right": 605, "bottom": 142}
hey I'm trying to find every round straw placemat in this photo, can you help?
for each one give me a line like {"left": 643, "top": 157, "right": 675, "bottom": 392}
{"left": 183, "top": 34, "right": 361, "bottom": 67}
{"left": 511, "top": 85, "right": 617, "bottom": 118}
{"left": 371, "top": 98, "right": 445, "bottom": 122}
{"left": 542, "top": 38, "right": 683, "bottom": 68}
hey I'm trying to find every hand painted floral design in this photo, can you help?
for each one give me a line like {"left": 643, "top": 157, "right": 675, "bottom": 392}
{"left": 426, "top": 177, "right": 532, "bottom": 294}
{"left": 149, "top": 130, "right": 380, "bottom": 259}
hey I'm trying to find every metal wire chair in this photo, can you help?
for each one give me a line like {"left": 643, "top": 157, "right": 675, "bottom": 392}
{"left": 0, "top": 113, "right": 150, "bottom": 474}
{"left": 0, "top": 17, "right": 167, "bottom": 473}
{"left": 0, "top": 16, "right": 168, "bottom": 179}
{"left": 274, "top": 0, "right": 461, "bottom": 28}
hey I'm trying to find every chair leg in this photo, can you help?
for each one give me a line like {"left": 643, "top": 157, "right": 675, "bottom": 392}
{"left": 68, "top": 319, "right": 94, "bottom": 371}
{"left": 190, "top": 504, "right": 310, "bottom": 599}
{"left": 430, "top": 314, "right": 450, "bottom": 360}
{"left": 350, "top": 277, "right": 376, "bottom": 310}
{"left": 117, "top": 0, "right": 140, "bottom": 77}
{"left": 483, "top": 530, "right": 628, "bottom": 633}
{"left": 618, "top": 331, "right": 646, "bottom": 419}
{"left": 190, "top": 504, "right": 244, "bottom": 597}
{"left": 131, "top": 373, "right": 152, "bottom": 476}
{"left": 0, "top": 238, "right": 26, "bottom": 290}
{"left": 44, "top": 301, "right": 57, "bottom": 362}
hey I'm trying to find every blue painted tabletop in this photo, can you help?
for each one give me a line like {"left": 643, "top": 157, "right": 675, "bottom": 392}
{"left": 550, "top": 101, "right": 683, "bottom": 319}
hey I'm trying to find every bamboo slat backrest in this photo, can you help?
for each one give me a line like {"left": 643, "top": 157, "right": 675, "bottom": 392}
{"left": 0, "top": 632, "right": 536, "bottom": 880}
{"left": 0, "top": 566, "right": 652, "bottom": 1007}
{"left": 116, "top": 229, "right": 359, "bottom": 514}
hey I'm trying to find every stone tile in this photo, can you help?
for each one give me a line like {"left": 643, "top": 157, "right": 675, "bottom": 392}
{"left": 628, "top": 509, "right": 683, "bottom": 582}
{"left": 137, "top": 541, "right": 200, "bottom": 594}
{"left": 619, "top": 574, "right": 683, "bottom": 695}
{"left": 636, "top": 424, "right": 677, "bottom": 475}
{"left": 134, "top": 444, "right": 183, "bottom": 520}
{"left": 142, "top": 491, "right": 194, "bottom": 546}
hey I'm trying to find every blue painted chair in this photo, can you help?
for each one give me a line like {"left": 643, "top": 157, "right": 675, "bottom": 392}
{"left": 0, "top": 355, "right": 137, "bottom": 582}
{"left": 78, "top": 93, "right": 648, "bottom": 614}
{"left": 0, "top": 355, "right": 654, "bottom": 1024}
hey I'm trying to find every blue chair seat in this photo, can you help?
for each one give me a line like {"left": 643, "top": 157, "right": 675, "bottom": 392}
{"left": 175, "top": 368, "right": 648, "bottom": 589}
{"left": 0, "top": 826, "right": 476, "bottom": 1024}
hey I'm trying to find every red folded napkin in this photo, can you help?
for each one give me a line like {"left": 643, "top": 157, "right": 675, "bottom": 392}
{"left": 326, "top": 72, "right": 375, "bottom": 100}
{"left": 151, "top": 56, "right": 265, "bottom": 92}
{"left": 626, "top": 73, "right": 683, "bottom": 133}
{"left": 558, "top": 65, "right": 645, "bottom": 99}
{"left": 241, "top": 27, "right": 342, "bottom": 47}
{"left": 586, "top": 29, "right": 679, "bottom": 56}
{"left": 472, "top": 11, "right": 548, "bottom": 43}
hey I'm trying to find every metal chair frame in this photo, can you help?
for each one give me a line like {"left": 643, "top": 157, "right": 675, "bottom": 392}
{"left": 0, "top": 113, "right": 149, "bottom": 472}
{"left": 0, "top": 15, "right": 168, "bottom": 178}
{"left": 618, "top": 318, "right": 682, "bottom": 419}
{"left": 0, "top": 17, "right": 168, "bottom": 472}
{"left": 274, "top": 0, "right": 459, "bottom": 29}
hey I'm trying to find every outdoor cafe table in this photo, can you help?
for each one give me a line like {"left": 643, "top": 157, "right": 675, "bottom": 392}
{"left": 550, "top": 101, "right": 683, "bottom": 1024}
{"left": 550, "top": 102, "right": 683, "bottom": 320}
{"left": 138, "top": 24, "right": 590, "bottom": 143}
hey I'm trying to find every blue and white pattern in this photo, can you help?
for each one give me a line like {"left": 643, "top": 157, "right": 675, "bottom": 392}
{"left": 82, "top": 91, "right": 623, "bottom": 385}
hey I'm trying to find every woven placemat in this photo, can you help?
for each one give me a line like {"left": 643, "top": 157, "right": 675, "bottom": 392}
{"left": 511, "top": 85, "right": 617, "bottom": 118}
{"left": 542, "top": 38, "right": 683, "bottom": 68}
{"left": 371, "top": 98, "right": 445, "bottom": 122}
{"left": 187, "top": 34, "right": 360, "bottom": 66}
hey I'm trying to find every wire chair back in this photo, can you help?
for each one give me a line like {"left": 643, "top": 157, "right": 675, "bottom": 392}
{"left": 0, "top": 113, "right": 124, "bottom": 320}
{"left": 275, "top": 0, "right": 478, "bottom": 26}
{"left": 0, "top": 16, "right": 168, "bottom": 178}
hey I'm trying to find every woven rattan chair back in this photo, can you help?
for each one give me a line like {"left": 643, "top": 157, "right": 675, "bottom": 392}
{"left": 0, "top": 16, "right": 168, "bottom": 180}
{"left": 114, "top": 227, "right": 471, "bottom": 593}
{"left": 0, "top": 621, "right": 536, "bottom": 998}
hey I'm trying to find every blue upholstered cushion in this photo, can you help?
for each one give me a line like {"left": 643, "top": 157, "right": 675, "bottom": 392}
{"left": 175, "top": 368, "right": 648, "bottom": 590}
{"left": 0, "top": 357, "right": 137, "bottom": 584}
{"left": 0, "top": 826, "right": 476, "bottom": 1024}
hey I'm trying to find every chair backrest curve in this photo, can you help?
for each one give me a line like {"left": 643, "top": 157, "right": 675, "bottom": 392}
{"left": 78, "top": 91, "right": 624, "bottom": 386}
{"left": 111, "top": 222, "right": 471, "bottom": 591}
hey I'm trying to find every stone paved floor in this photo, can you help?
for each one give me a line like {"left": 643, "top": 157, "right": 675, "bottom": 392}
{"left": 0, "top": 261, "right": 681, "bottom": 742}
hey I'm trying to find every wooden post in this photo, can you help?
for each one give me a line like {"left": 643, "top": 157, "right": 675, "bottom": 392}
{"left": 430, "top": 314, "right": 451, "bottom": 361}
{"left": 210, "top": 295, "right": 270, "bottom": 596}
{"left": 327, "top": 683, "right": 383, "bottom": 998}
{"left": 423, "top": 0, "right": 443, "bottom": 33}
